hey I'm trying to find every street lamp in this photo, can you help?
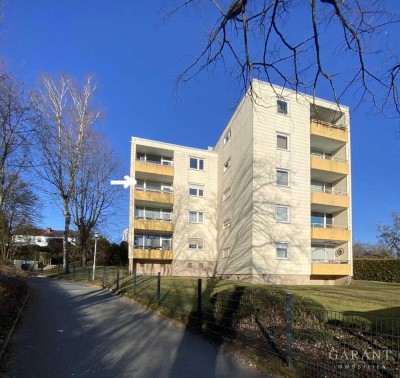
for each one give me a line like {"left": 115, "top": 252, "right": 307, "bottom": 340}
{"left": 92, "top": 232, "right": 100, "bottom": 281}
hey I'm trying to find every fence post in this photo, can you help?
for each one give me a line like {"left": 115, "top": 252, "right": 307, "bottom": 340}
{"left": 133, "top": 270, "right": 137, "bottom": 294}
{"left": 157, "top": 272, "right": 161, "bottom": 305}
{"left": 116, "top": 269, "right": 120, "bottom": 291}
{"left": 285, "top": 293, "right": 293, "bottom": 369}
{"left": 197, "top": 278, "right": 202, "bottom": 317}
{"left": 102, "top": 266, "right": 106, "bottom": 288}
{"left": 72, "top": 265, "right": 75, "bottom": 279}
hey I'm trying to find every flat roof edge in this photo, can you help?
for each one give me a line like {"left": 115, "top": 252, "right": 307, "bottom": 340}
{"left": 131, "top": 137, "right": 217, "bottom": 154}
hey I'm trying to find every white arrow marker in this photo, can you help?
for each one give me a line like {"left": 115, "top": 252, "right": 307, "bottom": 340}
{"left": 110, "top": 175, "right": 136, "bottom": 189}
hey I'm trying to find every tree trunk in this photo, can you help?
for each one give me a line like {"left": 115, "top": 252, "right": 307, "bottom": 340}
{"left": 63, "top": 197, "right": 70, "bottom": 274}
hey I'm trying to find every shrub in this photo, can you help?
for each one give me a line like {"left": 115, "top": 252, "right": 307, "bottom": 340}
{"left": 353, "top": 258, "right": 400, "bottom": 283}
{"left": 0, "top": 262, "right": 28, "bottom": 350}
{"left": 211, "top": 286, "right": 325, "bottom": 333}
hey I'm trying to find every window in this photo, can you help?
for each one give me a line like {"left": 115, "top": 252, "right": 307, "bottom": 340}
{"left": 311, "top": 149, "right": 332, "bottom": 160}
{"left": 223, "top": 187, "right": 231, "bottom": 202}
{"left": 136, "top": 179, "right": 145, "bottom": 189}
{"left": 223, "top": 218, "right": 231, "bottom": 230}
{"left": 135, "top": 206, "right": 172, "bottom": 221}
{"left": 189, "top": 184, "right": 204, "bottom": 197}
{"left": 224, "top": 129, "right": 231, "bottom": 145}
{"left": 223, "top": 157, "right": 231, "bottom": 173}
{"left": 276, "top": 205, "right": 289, "bottom": 223}
{"left": 188, "top": 211, "right": 204, "bottom": 223}
{"left": 311, "top": 212, "right": 333, "bottom": 228}
{"left": 276, "top": 169, "right": 289, "bottom": 186}
{"left": 277, "top": 99, "right": 288, "bottom": 115}
{"left": 199, "top": 263, "right": 204, "bottom": 269}
{"left": 37, "top": 237, "right": 42, "bottom": 243}
{"left": 311, "top": 180, "right": 333, "bottom": 194}
{"left": 134, "top": 234, "right": 172, "bottom": 250}
{"left": 222, "top": 247, "right": 231, "bottom": 258}
{"left": 136, "top": 152, "right": 174, "bottom": 166}
{"left": 277, "top": 133, "right": 289, "bottom": 150}
{"left": 276, "top": 243, "right": 289, "bottom": 259}
{"left": 135, "top": 180, "right": 173, "bottom": 193}
{"left": 188, "top": 238, "right": 204, "bottom": 250}
{"left": 190, "top": 157, "right": 204, "bottom": 170}
{"left": 187, "top": 263, "right": 193, "bottom": 268}
{"left": 140, "top": 263, "right": 145, "bottom": 267}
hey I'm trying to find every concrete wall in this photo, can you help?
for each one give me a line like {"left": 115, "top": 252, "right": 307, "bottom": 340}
{"left": 251, "top": 82, "right": 312, "bottom": 281}
{"left": 214, "top": 95, "right": 254, "bottom": 276}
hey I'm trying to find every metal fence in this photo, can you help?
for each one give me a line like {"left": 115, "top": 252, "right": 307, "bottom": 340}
{"left": 51, "top": 267, "right": 400, "bottom": 378}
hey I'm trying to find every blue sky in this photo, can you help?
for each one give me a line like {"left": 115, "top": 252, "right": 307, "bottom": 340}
{"left": 1, "top": 1, "right": 399, "bottom": 243}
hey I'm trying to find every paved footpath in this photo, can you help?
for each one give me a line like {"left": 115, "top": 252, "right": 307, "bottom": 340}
{"left": 3, "top": 277, "right": 265, "bottom": 378}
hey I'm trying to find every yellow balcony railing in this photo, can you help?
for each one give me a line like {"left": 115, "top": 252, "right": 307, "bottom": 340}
{"left": 311, "top": 156, "right": 349, "bottom": 176}
{"left": 311, "top": 226, "right": 351, "bottom": 242}
{"left": 134, "top": 189, "right": 174, "bottom": 204}
{"left": 135, "top": 161, "right": 174, "bottom": 176}
{"left": 310, "top": 119, "right": 348, "bottom": 143}
{"left": 134, "top": 219, "right": 174, "bottom": 232}
{"left": 311, "top": 262, "right": 351, "bottom": 276}
{"left": 133, "top": 248, "right": 173, "bottom": 260}
{"left": 311, "top": 191, "right": 350, "bottom": 209}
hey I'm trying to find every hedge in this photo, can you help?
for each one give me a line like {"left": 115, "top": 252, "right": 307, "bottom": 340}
{"left": 353, "top": 258, "right": 400, "bottom": 283}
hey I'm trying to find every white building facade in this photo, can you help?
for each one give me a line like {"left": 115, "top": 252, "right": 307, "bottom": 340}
{"left": 128, "top": 81, "right": 352, "bottom": 285}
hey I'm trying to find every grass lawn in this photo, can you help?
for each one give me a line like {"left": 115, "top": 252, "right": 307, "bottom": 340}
{"left": 44, "top": 267, "right": 400, "bottom": 317}
{"left": 125, "top": 277, "right": 400, "bottom": 318}
{"left": 273, "top": 280, "right": 400, "bottom": 317}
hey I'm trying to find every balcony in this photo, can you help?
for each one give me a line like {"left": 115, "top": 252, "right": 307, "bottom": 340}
{"left": 135, "top": 160, "right": 174, "bottom": 177}
{"left": 133, "top": 248, "right": 173, "bottom": 260}
{"left": 310, "top": 119, "right": 348, "bottom": 143}
{"left": 311, "top": 224, "right": 351, "bottom": 242}
{"left": 311, "top": 261, "right": 351, "bottom": 276}
{"left": 135, "top": 188, "right": 174, "bottom": 205}
{"left": 134, "top": 219, "right": 174, "bottom": 232}
{"left": 311, "top": 155, "right": 349, "bottom": 182}
{"left": 311, "top": 190, "right": 350, "bottom": 212}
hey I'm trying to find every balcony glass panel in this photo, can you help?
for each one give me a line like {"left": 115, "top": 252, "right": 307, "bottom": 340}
{"left": 134, "top": 234, "right": 172, "bottom": 250}
{"left": 135, "top": 206, "right": 172, "bottom": 221}
{"left": 136, "top": 152, "right": 173, "bottom": 166}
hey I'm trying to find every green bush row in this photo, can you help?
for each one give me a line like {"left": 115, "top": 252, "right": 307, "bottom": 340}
{"left": 353, "top": 258, "right": 400, "bottom": 283}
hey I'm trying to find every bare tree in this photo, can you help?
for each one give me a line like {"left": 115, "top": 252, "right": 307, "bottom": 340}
{"left": 0, "top": 72, "right": 38, "bottom": 261}
{"left": 72, "top": 134, "right": 121, "bottom": 266}
{"left": 353, "top": 240, "right": 391, "bottom": 258}
{"left": 377, "top": 212, "right": 400, "bottom": 257}
{"left": 167, "top": 0, "right": 400, "bottom": 114}
{"left": 0, "top": 73, "right": 34, "bottom": 208}
{"left": 0, "top": 173, "right": 41, "bottom": 260}
{"left": 32, "top": 76, "right": 100, "bottom": 273}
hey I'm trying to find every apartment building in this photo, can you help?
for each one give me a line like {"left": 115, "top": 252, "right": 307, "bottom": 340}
{"left": 128, "top": 80, "right": 352, "bottom": 285}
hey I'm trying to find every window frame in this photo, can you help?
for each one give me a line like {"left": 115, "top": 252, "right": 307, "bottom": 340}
{"left": 188, "top": 238, "right": 204, "bottom": 250}
{"left": 222, "top": 187, "right": 231, "bottom": 202}
{"left": 277, "top": 133, "right": 290, "bottom": 151}
{"left": 223, "top": 128, "right": 232, "bottom": 145}
{"left": 222, "top": 218, "right": 231, "bottom": 230}
{"left": 223, "top": 157, "right": 232, "bottom": 173}
{"left": 277, "top": 98, "right": 289, "bottom": 115}
{"left": 276, "top": 205, "right": 290, "bottom": 223}
{"left": 276, "top": 168, "right": 290, "bottom": 187}
{"left": 188, "top": 210, "right": 205, "bottom": 224}
{"left": 275, "top": 242, "right": 289, "bottom": 259}
{"left": 189, "top": 157, "right": 205, "bottom": 170}
{"left": 222, "top": 247, "right": 231, "bottom": 258}
{"left": 188, "top": 184, "right": 204, "bottom": 197}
